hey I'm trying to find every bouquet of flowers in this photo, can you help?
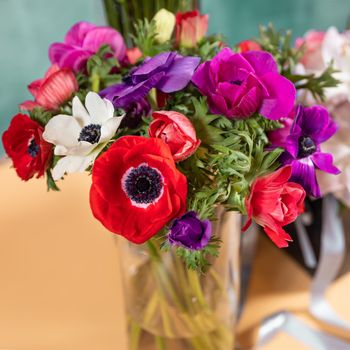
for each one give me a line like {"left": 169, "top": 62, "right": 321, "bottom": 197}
{"left": 2, "top": 8, "right": 341, "bottom": 350}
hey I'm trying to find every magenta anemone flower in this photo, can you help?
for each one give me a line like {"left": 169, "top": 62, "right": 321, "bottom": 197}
{"left": 49, "top": 21, "right": 126, "bottom": 72}
{"left": 273, "top": 105, "right": 340, "bottom": 197}
{"left": 191, "top": 48, "right": 296, "bottom": 120}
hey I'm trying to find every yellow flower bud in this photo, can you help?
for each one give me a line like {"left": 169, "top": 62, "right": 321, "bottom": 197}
{"left": 152, "top": 8, "right": 176, "bottom": 44}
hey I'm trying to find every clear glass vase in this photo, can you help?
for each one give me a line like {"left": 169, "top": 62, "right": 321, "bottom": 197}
{"left": 118, "top": 208, "right": 241, "bottom": 350}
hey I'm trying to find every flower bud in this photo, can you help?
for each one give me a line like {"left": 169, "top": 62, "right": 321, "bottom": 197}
{"left": 153, "top": 8, "right": 176, "bottom": 44}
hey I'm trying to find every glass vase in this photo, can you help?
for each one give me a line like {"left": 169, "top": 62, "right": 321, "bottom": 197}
{"left": 118, "top": 208, "right": 241, "bottom": 350}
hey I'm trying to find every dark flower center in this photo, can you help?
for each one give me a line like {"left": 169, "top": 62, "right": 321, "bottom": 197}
{"left": 123, "top": 164, "right": 163, "bottom": 207}
{"left": 298, "top": 136, "right": 316, "bottom": 158}
{"left": 78, "top": 124, "right": 101, "bottom": 144}
{"left": 231, "top": 80, "right": 243, "bottom": 86}
{"left": 122, "top": 73, "right": 133, "bottom": 84}
{"left": 27, "top": 138, "right": 40, "bottom": 158}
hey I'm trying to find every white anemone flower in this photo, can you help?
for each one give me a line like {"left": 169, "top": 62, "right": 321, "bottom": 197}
{"left": 43, "top": 92, "right": 124, "bottom": 180}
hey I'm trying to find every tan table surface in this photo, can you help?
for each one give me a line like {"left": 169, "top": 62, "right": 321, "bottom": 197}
{"left": 0, "top": 160, "right": 349, "bottom": 350}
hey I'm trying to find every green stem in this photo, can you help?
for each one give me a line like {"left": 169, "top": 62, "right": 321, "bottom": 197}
{"left": 130, "top": 321, "right": 141, "bottom": 350}
{"left": 91, "top": 73, "right": 100, "bottom": 92}
{"left": 155, "top": 335, "right": 166, "bottom": 350}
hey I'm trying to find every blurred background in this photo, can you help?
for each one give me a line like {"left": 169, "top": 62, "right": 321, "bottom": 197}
{"left": 1, "top": 0, "right": 350, "bottom": 154}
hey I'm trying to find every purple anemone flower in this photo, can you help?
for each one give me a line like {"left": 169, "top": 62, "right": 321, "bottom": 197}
{"left": 49, "top": 21, "right": 126, "bottom": 72}
{"left": 274, "top": 105, "right": 340, "bottom": 197}
{"left": 191, "top": 48, "right": 296, "bottom": 120}
{"left": 120, "top": 97, "right": 151, "bottom": 129}
{"left": 100, "top": 51, "right": 201, "bottom": 109}
{"left": 168, "top": 211, "right": 212, "bottom": 250}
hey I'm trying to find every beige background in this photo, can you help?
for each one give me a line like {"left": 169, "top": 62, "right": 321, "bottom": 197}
{"left": 1, "top": 160, "right": 350, "bottom": 350}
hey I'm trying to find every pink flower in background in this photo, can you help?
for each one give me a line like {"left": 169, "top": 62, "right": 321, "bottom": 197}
{"left": 295, "top": 31, "right": 325, "bottom": 70}
{"left": 176, "top": 10, "right": 208, "bottom": 48}
{"left": 126, "top": 47, "right": 143, "bottom": 65}
{"left": 20, "top": 64, "right": 78, "bottom": 111}
{"left": 296, "top": 27, "right": 350, "bottom": 105}
{"left": 49, "top": 21, "right": 126, "bottom": 72}
{"left": 318, "top": 102, "right": 350, "bottom": 207}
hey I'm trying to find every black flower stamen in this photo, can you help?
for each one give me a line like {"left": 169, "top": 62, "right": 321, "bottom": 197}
{"left": 27, "top": 138, "right": 40, "bottom": 158}
{"left": 298, "top": 136, "right": 317, "bottom": 158}
{"left": 78, "top": 124, "right": 101, "bottom": 144}
{"left": 231, "top": 80, "right": 243, "bottom": 86}
{"left": 123, "top": 164, "right": 163, "bottom": 206}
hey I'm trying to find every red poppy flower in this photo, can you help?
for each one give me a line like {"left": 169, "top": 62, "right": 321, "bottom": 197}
{"left": 243, "top": 166, "right": 306, "bottom": 248}
{"left": 90, "top": 136, "right": 187, "bottom": 243}
{"left": 2, "top": 114, "right": 53, "bottom": 180}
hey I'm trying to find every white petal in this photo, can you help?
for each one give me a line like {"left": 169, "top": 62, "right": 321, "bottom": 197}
{"left": 43, "top": 115, "right": 81, "bottom": 149}
{"left": 85, "top": 92, "right": 112, "bottom": 124}
{"left": 52, "top": 154, "right": 97, "bottom": 180}
{"left": 72, "top": 96, "right": 91, "bottom": 127}
{"left": 100, "top": 116, "right": 124, "bottom": 142}
{"left": 104, "top": 98, "right": 115, "bottom": 119}
{"left": 66, "top": 141, "right": 96, "bottom": 156}
{"left": 54, "top": 145, "right": 69, "bottom": 156}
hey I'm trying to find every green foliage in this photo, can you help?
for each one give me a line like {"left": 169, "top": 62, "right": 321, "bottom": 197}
{"left": 257, "top": 23, "right": 340, "bottom": 102}
{"left": 178, "top": 34, "right": 225, "bottom": 61}
{"left": 132, "top": 18, "right": 172, "bottom": 57}
{"left": 178, "top": 98, "right": 283, "bottom": 221}
{"left": 29, "top": 108, "right": 53, "bottom": 127}
{"left": 46, "top": 169, "right": 60, "bottom": 192}
{"left": 289, "top": 65, "right": 340, "bottom": 102}
{"left": 257, "top": 23, "right": 302, "bottom": 74}
{"left": 161, "top": 236, "right": 222, "bottom": 273}
{"left": 84, "top": 45, "right": 122, "bottom": 91}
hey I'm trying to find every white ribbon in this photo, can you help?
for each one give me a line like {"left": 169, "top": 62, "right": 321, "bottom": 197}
{"left": 251, "top": 194, "right": 350, "bottom": 349}
{"left": 310, "top": 195, "right": 350, "bottom": 330}
{"left": 255, "top": 312, "right": 350, "bottom": 350}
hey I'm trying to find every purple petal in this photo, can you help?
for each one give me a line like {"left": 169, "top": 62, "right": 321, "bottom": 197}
{"left": 133, "top": 52, "right": 175, "bottom": 80}
{"left": 191, "top": 61, "right": 214, "bottom": 95}
{"left": 58, "top": 49, "right": 92, "bottom": 71}
{"left": 208, "top": 92, "right": 230, "bottom": 116}
{"left": 82, "top": 26, "right": 126, "bottom": 61}
{"left": 290, "top": 158, "right": 321, "bottom": 198}
{"left": 242, "top": 51, "right": 279, "bottom": 76}
{"left": 259, "top": 72, "right": 296, "bottom": 120}
{"left": 200, "top": 219, "right": 212, "bottom": 248}
{"left": 104, "top": 72, "right": 165, "bottom": 108}
{"left": 215, "top": 53, "right": 253, "bottom": 82}
{"left": 217, "top": 82, "right": 241, "bottom": 106}
{"left": 49, "top": 43, "right": 75, "bottom": 65}
{"left": 210, "top": 48, "right": 253, "bottom": 77}
{"left": 232, "top": 86, "right": 261, "bottom": 117}
{"left": 100, "top": 83, "right": 127, "bottom": 99}
{"left": 64, "top": 21, "right": 96, "bottom": 46}
{"left": 285, "top": 133, "right": 300, "bottom": 158}
{"left": 299, "top": 106, "right": 337, "bottom": 143}
{"left": 157, "top": 55, "right": 201, "bottom": 93}
{"left": 311, "top": 152, "right": 341, "bottom": 174}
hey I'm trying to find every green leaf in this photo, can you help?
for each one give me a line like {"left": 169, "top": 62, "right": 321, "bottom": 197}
{"left": 46, "top": 170, "right": 60, "bottom": 192}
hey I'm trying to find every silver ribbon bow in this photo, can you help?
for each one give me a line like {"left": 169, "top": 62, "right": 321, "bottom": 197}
{"left": 253, "top": 195, "right": 350, "bottom": 349}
